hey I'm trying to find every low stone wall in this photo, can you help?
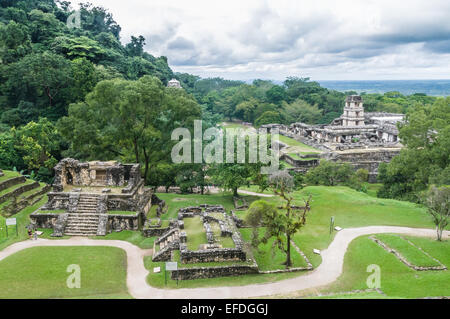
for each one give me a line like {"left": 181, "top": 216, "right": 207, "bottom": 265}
{"left": 0, "top": 176, "right": 26, "bottom": 192}
{"left": 0, "top": 181, "right": 39, "bottom": 204}
{"left": 282, "top": 154, "right": 320, "bottom": 168}
{"left": 180, "top": 244, "right": 247, "bottom": 264}
{"left": 30, "top": 213, "right": 61, "bottom": 229}
{"left": 143, "top": 226, "right": 170, "bottom": 237}
{"left": 107, "top": 213, "right": 142, "bottom": 232}
{"left": 171, "top": 264, "right": 259, "bottom": 280}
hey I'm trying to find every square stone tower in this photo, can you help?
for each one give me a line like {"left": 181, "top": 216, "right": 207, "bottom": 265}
{"left": 342, "top": 95, "right": 365, "bottom": 127}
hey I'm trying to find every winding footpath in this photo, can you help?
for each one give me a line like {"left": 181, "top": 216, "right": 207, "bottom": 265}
{"left": 0, "top": 226, "right": 448, "bottom": 299}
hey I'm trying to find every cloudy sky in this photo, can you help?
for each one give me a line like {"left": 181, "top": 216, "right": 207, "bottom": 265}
{"left": 77, "top": 0, "right": 450, "bottom": 81}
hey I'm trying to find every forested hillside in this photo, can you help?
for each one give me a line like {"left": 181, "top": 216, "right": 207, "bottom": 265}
{"left": 0, "top": 0, "right": 173, "bottom": 180}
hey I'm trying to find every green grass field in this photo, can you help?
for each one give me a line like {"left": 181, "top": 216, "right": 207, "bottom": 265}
{"left": 320, "top": 235, "right": 450, "bottom": 298}
{"left": 0, "top": 246, "right": 130, "bottom": 299}
{"left": 184, "top": 216, "right": 208, "bottom": 250}
{"left": 375, "top": 234, "right": 442, "bottom": 267}
{"left": 274, "top": 134, "right": 322, "bottom": 155}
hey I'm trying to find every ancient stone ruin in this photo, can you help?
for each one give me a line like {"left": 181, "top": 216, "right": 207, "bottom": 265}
{"left": 167, "top": 78, "right": 182, "bottom": 89}
{"left": 30, "top": 159, "right": 151, "bottom": 237}
{"left": 262, "top": 95, "right": 405, "bottom": 181}
{"left": 150, "top": 205, "right": 258, "bottom": 280}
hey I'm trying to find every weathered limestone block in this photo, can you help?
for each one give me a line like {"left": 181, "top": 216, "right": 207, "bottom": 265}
{"left": 52, "top": 213, "right": 69, "bottom": 237}
{"left": 97, "top": 214, "right": 108, "bottom": 236}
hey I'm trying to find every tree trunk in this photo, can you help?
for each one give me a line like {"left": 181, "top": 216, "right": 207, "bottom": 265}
{"left": 143, "top": 147, "right": 149, "bottom": 184}
{"left": 133, "top": 138, "right": 139, "bottom": 163}
{"left": 233, "top": 187, "right": 238, "bottom": 197}
{"left": 286, "top": 234, "right": 292, "bottom": 268}
{"left": 437, "top": 226, "right": 442, "bottom": 241}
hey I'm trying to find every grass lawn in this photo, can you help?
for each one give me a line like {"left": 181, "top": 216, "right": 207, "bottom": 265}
{"left": 274, "top": 134, "right": 322, "bottom": 155}
{"left": 0, "top": 196, "right": 48, "bottom": 250}
{"left": 375, "top": 234, "right": 442, "bottom": 267}
{"left": 149, "top": 186, "right": 440, "bottom": 287}
{"left": 0, "top": 246, "right": 131, "bottom": 299}
{"left": 0, "top": 171, "right": 21, "bottom": 183}
{"left": 221, "top": 122, "right": 253, "bottom": 130}
{"left": 240, "top": 228, "right": 309, "bottom": 271}
{"left": 318, "top": 235, "right": 450, "bottom": 298}
{"left": 184, "top": 216, "right": 207, "bottom": 250}
{"left": 235, "top": 186, "right": 438, "bottom": 269}
{"left": 107, "top": 211, "right": 138, "bottom": 216}
{"left": 0, "top": 179, "right": 35, "bottom": 198}
{"left": 154, "top": 192, "right": 259, "bottom": 220}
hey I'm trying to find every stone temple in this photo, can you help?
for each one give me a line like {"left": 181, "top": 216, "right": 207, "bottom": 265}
{"left": 31, "top": 159, "right": 151, "bottom": 236}
{"left": 263, "top": 95, "right": 405, "bottom": 182}
{"left": 167, "top": 78, "right": 182, "bottom": 89}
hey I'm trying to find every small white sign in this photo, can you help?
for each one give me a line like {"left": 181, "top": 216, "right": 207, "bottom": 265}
{"left": 166, "top": 262, "right": 178, "bottom": 271}
{"left": 153, "top": 267, "right": 161, "bottom": 273}
{"left": 335, "top": 226, "right": 342, "bottom": 231}
{"left": 5, "top": 218, "right": 16, "bottom": 226}
{"left": 313, "top": 249, "right": 321, "bottom": 255}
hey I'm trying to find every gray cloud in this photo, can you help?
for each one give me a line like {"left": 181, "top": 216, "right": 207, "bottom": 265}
{"left": 79, "top": 0, "right": 450, "bottom": 80}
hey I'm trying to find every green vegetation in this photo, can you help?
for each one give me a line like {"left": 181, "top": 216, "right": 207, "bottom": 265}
{"left": 0, "top": 171, "right": 21, "bottom": 182}
{"left": 376, "top": 234, "right": 441, "bottom": 267}
{"left": 91, "top": 231, "right": 155, "bottom": 249}
{"left": 378, "top": 98, "right": 450, "bottom": 201}
{"left": 0, "top": 246, "right": 130, "bottom": 299}
{"left": 240, "top": 228, "right": 308, "bottom": 270}
{"left": 107, "top": 211, "right": 138, "bottom": 216}
{"left": 184, "top": 216, "right": 207, "bottom": 251}
{"left": 323, "top": 235, "right": 450, "bottom": 298}
{"left": 0, "top": 196, "right": 47, "bottom": 250}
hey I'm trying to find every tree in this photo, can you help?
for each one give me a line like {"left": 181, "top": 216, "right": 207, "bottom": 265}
{"left": 245, "top": 200, "right": 278, "bottom": 247}
{"left": 305, "top": 160, "right": 354, "bottom": 186}
{"left": 58, "top": 75, "right": 201, "bottom": 183}
{"left": 12, "top": 117, "right": 62, "bottom": 175}
{"left": 378, "top": 98, "right": 450, "bottom": 201}
{"left": 255, "top": 111, "right": 282, "bottom": 127}
{"left": 257, "top": 171, "right": 312, "bottom": 267}
{"left": 210, "top": 163, "right": 253, "bottom": 197}
{"left": 424, "top": 186, "right": 450, "bottom": 241}
{"left": 281, "top": 99, "right": 322, "bottom": 124}
{"left": 0, "top": 21, "right": 32, "bottom": 63}
{"left": 5, "top": 51, "right": 72, "bottom": 108}
{"left": 126, "top": 35, "right": 146, "bottom": 57}
{"left": 265, "top": 85, "right": 286, "bottom": 105}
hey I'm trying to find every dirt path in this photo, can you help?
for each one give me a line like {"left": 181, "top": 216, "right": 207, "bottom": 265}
{"left": 0, "top": 227, "right": 447, "bottom": 299}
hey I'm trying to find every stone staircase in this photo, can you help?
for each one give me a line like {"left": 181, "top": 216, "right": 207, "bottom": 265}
{"left": 65, "top": 194, "right": 100, "bottom": 236}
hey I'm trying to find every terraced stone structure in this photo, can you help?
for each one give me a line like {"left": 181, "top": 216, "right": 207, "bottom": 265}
{"left": 0, "top": 171, "right": 50, "bottom": 217}
{"left": 263, "top": 95, "right": 405, "bottom": 181}
{"left": 30, "top": 159, "right": 151, "bottom": 237}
